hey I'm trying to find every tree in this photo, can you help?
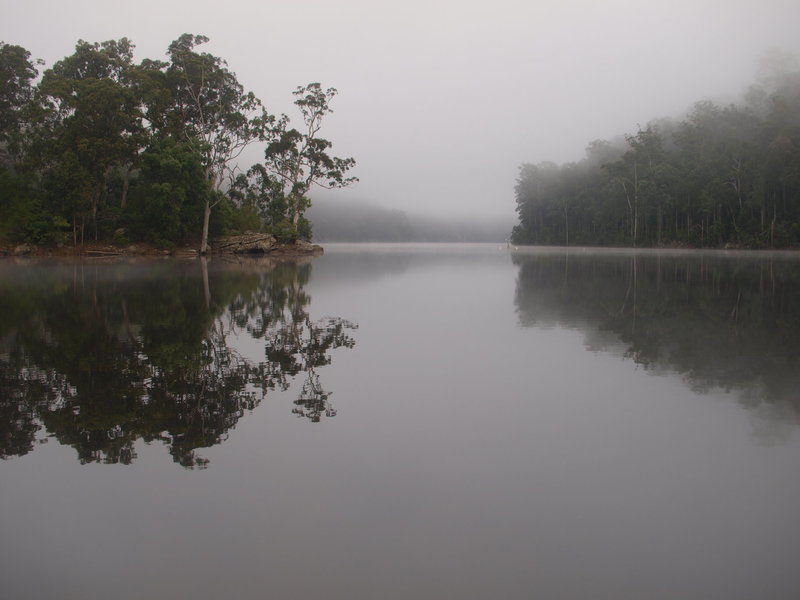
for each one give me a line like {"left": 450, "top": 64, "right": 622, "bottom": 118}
{"left": 124, "top": 137, "right": 210, "bottom": 245}
{"left": 603, "top": 125, "right": 660, "bottom": 246}
{"left": 1, "top": 36, "right": 366, "bottom": 248}
{"left": 261, "top": 83, "right": 357, "bottom": 239}
{"left": 0, "top": 42, "right": 41, "bottom": 163}
{"left": 164, "top": 34, "right": 272, "bottom": 253}
{"left": 34, "top": 39, "right": 144, "bottom": 242}
{"left": 230, "top": 163, "right": 288, "bottom": 230}
{"left": 509, "top": 50, "right": 800, "bottom": 249}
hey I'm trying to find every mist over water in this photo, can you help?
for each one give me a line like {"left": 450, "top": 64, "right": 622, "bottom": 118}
{"left": 2, "top": 246, "right": 800, "bottom": 599}
{"left": 3, "top": 1, "right": 800, "bottom": 595}
{"left": 307, "top": 199, "right": 516, "bottom": 242}
{"left": 5, "top": 1, "right": 800, "bottom": 221}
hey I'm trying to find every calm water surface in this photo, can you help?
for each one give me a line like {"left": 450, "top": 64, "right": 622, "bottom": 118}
{"left": 2, "top": 244, "right": 800, "bottom": 599}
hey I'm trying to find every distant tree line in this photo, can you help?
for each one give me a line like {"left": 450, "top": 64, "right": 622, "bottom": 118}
{"left": 0, "top": 35, "right": 356, "bottom": 250}
{"left": 512, "top": 52, "right": 800, "bottom": 249}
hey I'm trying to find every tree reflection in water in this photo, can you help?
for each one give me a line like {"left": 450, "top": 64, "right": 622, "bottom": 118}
{"left": 0, "top": 257, "right": 356, "bottom": 468}
{"left": 513, "top": 250, "right": 800, "bottom": 444}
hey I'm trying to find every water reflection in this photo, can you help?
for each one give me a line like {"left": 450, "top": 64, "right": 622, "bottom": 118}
{"left": 0, "top": 257, "right": 356, "bottom": 468}
{"left": 513, "top": 250, "right": 800, "bottom": 440}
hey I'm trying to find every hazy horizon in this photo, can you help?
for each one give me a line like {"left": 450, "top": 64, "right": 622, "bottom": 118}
{"left": 4, "top": 0, "right": 800, "bottom": 221}
{"left": 306, "top": 197, "right": 516, "bottom": 242}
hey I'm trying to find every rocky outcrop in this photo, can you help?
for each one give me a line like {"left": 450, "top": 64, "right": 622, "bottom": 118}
{"left": 0, "top": 234, "right": 323, "bottom": 259}
{"left": 211, "top": 233, "right": 323, "bottom": 256}
{"left": 213, "top": 232, "right": 278, "bottom": 253}
{"left": 13, "top": 243, "right": 36, "bottom": 256}
{"left": 266, "top": 239, "right": 325, "bottom": 256}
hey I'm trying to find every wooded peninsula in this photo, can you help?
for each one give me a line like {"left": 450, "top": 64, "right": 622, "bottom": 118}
{"left": 0, "top": 35, "right": 356, "bottom": 254}
{"left": 512, "top": 52, "right": 800, "bottom": 249}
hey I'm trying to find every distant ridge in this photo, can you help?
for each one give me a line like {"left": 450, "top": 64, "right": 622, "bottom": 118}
{"left": 307, "top": 199, "right": 514, "bottom": 243}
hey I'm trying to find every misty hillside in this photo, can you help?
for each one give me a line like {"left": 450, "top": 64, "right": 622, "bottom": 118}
{"left": 307, "top": 199, "right": 515, "bottom": 243}
{"left": 512, "top": 53, "right": 800, "bottom": 249}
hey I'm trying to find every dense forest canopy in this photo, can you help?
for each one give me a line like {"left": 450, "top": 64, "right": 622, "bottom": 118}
{"left": 511, "top": 51, "right": 800, "bottom": 249}
{"left": 0, "top": 36, "right": 356, "bottom": 250}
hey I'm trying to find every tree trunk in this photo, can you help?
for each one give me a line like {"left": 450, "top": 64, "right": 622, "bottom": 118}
{"left": 121, "top": 165, "right": 132, "bottom": 209}
{"left": 92, "top": 191, "right": 100, "bottom": 241}
{"left": 633, "top": 162, "right": 638, "bottom": 247}
{"left": 771, "top": 204, "right": 776, "bottom": 248}
{"left": 675, "top": 208, "right": 678, "bottom": 238}
{"left": 200, "top": 198, "right": 211, "bottom": 254}
{"left": 657, "top": 205, "right": 662, "bottom": 245}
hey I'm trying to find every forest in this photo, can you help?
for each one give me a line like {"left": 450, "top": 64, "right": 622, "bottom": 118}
{"left": 0, "top": 35, "right": 356, "bottom": 251}
{"left": 511, "top": 52, "right": 800, "bottom": 249}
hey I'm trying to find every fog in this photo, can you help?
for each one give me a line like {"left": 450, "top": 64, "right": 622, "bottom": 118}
{"left": 4, "top": 0, "right": 800, "bottom": 221}
{"left": 307, "top": 199, "right": 516, "bottom": 242}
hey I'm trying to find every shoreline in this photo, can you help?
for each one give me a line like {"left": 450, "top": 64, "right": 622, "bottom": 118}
{"left": 0, "top": 233, "right": 324, "bottom": 259}
{"left": 3, "top": 239, "right": 800, "bottom": 259}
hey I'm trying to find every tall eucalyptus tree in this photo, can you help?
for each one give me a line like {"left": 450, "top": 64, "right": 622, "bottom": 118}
{"left": 261, "top": 83, "right": 357, "bottom": 239}
{"left": 164, "top": 34, "right": 273, "bottom": 252}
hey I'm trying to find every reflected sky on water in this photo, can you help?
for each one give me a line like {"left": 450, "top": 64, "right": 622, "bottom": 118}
{"left": 2, "top": 245, "right": 800, "bottom": 599}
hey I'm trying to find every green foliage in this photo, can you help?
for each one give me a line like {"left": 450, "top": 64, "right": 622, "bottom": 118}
{"left": 0, "top": 42, "right": 40, "bottom": 155}
{"left": 0, "top": 169, "right": 66, "bottom": 244}
{"left": 270, "top": 216, "right": 312, "bottom": 243}
{"left": 513, "top": 61, "right": 800, "bottom": 249}
{"left": 225, "top": 201, "right": 262, "bottom": 234}
{"left": 296, "top": 215, "right": 313, "bottom": 242}
{"left": 207, "top": 192, "right": 238, "bottom": 237}
{"left": 261, "top": 83, "right": 357, "bottom": 233}
{"left": 123, "top": 137, "right": 209, "bottom": 243}
{"left": 271, "top": 219, "right": 300, "bottom": 243}
{"left": 230, "top": 163, "right": 289, "bottom": 228}
{"left": 1, "top": 35, "right": 353, "bottom": 248}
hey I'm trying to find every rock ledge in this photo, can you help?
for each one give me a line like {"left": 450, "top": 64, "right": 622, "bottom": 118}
{"left": 210, "top": 233, "right": 323, "bottom": 256}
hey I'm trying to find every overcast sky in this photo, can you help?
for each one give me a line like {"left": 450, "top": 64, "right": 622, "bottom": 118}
{"left": 4, "top": 0, "right": 800, "bottom": 219}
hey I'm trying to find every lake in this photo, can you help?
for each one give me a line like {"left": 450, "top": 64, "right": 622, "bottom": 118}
{"left": 2, "top": 244, "right": 800, "bottom": 599}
